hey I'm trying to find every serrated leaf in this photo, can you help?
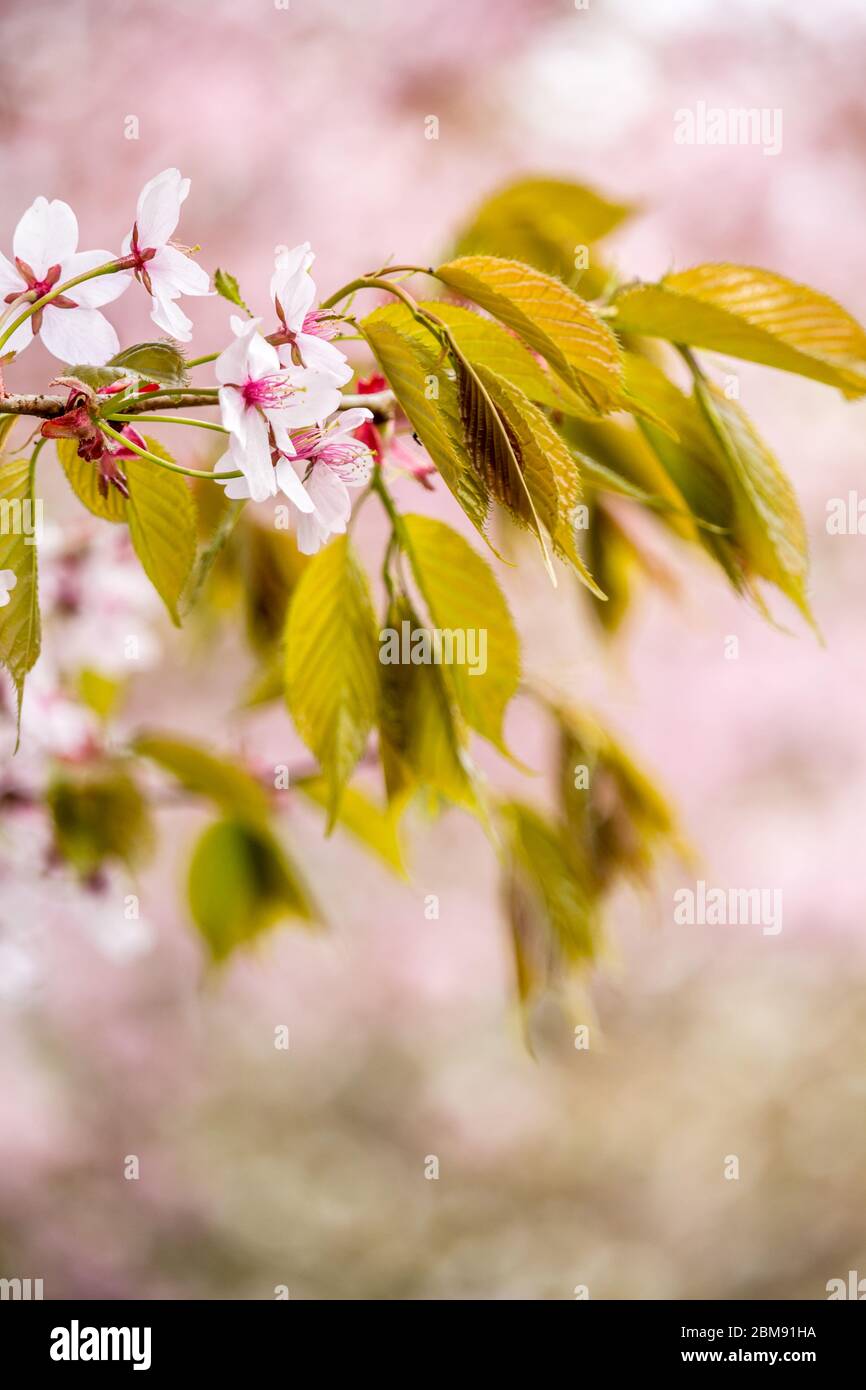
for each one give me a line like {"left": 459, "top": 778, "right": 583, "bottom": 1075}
{"left": 693, "top": 381, "right": 814, "bottom": 625}
{"left": 125, "top": 437, "right": 197, "bottom": 624}
{"left": 420, "top": 301, "right": 591, "bottom": 416}
{"left": 399, "top": 515, "right": 520, "bottom": 755}
{"left": 63, "top": 364, "right": 129, "bottom": 391}
{"left": 56, "top": 437, "right": 127, "bottom": 522}
{"left": 452, "top": 349, "right": 554, "bottom": 580}
{"left": 475, "top": 368, "right": 604, "bottom": 597}
{"left": 214, "top": 268, "right": 251, "bottom": 314}
{"left": 436, "top": 255, "right": 624, "bottom": 410}
{"left": 360, "top": 307, "right": 489, "bottom": 538}
{"left": 110, "top": 339, "right": 190, "bottom": 387}
{"left": 611, "top": 265, "right": 866, "bottom": 397}
{"left": 188, "top": 817, "right": 317, "bottom": 961}
{"left": 134, "top": 733, "right": 271, "bottom": 825}
{"left": 0, "top": 454, "right": 40, "bottom": 718}
{"left": 295, "top": 776, "right": 406, "bottom": 875}
{"left": 285, "top": 535, "right": 379, "bottom": 827}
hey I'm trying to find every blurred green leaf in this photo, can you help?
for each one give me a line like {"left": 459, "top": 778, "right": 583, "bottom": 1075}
{"left": 134, "top": 732, "right": 271, "bottom": 825}
{"left": 0, "top": 454, "right": 40, "bottom": 720}
{"left": 47, "top": 767, "right": 152, "bottom": 876}
{"left": 295, "top": 776, "right": 406, "bottom": 876}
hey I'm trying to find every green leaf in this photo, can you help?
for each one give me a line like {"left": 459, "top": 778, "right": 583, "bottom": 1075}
{"left": 295, "top": 776, "right": 406, "bottom": 875}
{"left": 0, "top": 454, "right": 41, "bottom": 718}
{"left": 214, "top": 268, "right": 251, "bottom": 314}
{"left": 377, "top": 594, "right": 478, "bottom": 812}
{"left": 360, "top": 306, "right": 489, "bottom": 538}
{"left": 692, "top": 380, "right": 814, "bottom": 626}
{"left": 475, "top": 368, "right": 604, "bottom": 597}
{"left": 134, "top": 733, "right": 271, "bottom": 825}
{"left": 56, "top": 437, "right": 127, "bottom": 522}
{"left": 420, "top": 301, "right": 591, "bottom": 417}
{"left": 451, "top": 349, "right": 554, "bottom": 579}
{"left": 125, "top": 438, "right": 197, "bottom": 624}
{"left": 399, "top": 515, "right": 520, "bottom": 755}
{"left": 611, "top": 265, "right": 866, "bottom": 397}
{"left": 436, "top": 255, "right": 624, "bottom": 410}
{"left": 285, "top": 535, "right": 379, "bottom": 827}
{"left": 110, "top": 339, "right": 190, "bottom": 387}
{"left": 188, "top": 817, "right": 316, "bottom": 961}
{"left": 453, "top": 176, "right": 630, "bottom": 293}
{"left": 47, "top": 767, "right": 153, "bottom": 875}
{"left": 500, "top": 801, "right": 597, "bottom": 971}
{"left": 63, "top": 364, "right": 129, "bottom": 391}
{"left": 0, "top": 415, "right": 18, "bottom": 452}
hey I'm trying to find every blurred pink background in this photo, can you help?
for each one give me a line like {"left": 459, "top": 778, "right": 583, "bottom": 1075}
{"left": 1, "top": 0, "right": 865, "bottom": 1299}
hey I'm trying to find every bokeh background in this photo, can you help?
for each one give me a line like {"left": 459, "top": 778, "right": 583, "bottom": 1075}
{"left": 1, "top": 0, "right": 865, "bottom": 1299}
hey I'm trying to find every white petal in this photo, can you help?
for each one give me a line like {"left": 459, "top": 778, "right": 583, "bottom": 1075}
{"left": 275, "top": 456, "right": 316, "bottom": 514}
{"left": 148, "top": 244, "right": 211, "bottom": 297}
{"left": 271, "top": 264, "right": 315, "bottom": 333}
{"left": 219, "top": 385, "right": 248, "bottom": 442}
{"left": 294, "top": 510, "right": 326, "bottom": 554}
{"left": 14, "top": 198, "right": 78, "bottom": 278}
{"left": 39, "top": 305, "right": 119, "bottom": 365}
{"left": 150, "top": 290, "right": 193, "bottom": 341}
{"left": 305, "top": 462, "right": 351, "bottom": 532}
{"left": 135, "top": 168, "right": 189, "bottom": 249}
{"left": 0, "top": 314, "right": 34, "bottom": 356}
{"left": 61, "top": 250, "right": 131, "bottom": 307}
{"left": 0, "top": 250, "right": 25, "bottom": 298}
{"left": 213, "top": 453, "right": 251, "bottom": 500}
{"left": 245, "top": 330, "right": 281, "bottom": 380}
{"left": 215, "top": 316, "right": 263, "bottom": 385}
{"left": 292, "top": 332, "right": 352, "bottom": 385}
{"left": 236, "top": 409, "right": 277, "bottom": 503}
{"left": 327, "top": 407, "right": 372, "bottom": 436}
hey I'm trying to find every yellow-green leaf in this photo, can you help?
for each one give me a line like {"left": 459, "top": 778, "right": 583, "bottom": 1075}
{"left": 188, "top": 817, "right": 316, "bottom": 961}
{"left": 57, "top": 437, "right": 127, "bottom": 522}
{"left": 295, "top": 776, "right": 406, "bottom": 876}
{"left": 436, "top": 255, "right": 624, "bottom": 410}
{"left": 612, "top": 265, "right": 866, "bottom": 397}
{"left": 285, "top": 535, "right": 379, "bottom": 826}
{"left": 0, "top": 454, "right": 40, "bottom": 716}
{"left": 400, "top": 515, "right": 520, "bottom": 754}
{"left": 474, "top": 368, "right": 604, "bottom": 598}
{"left": 125, "top": 438, "right": 197, "bottom": 625}
{"left": 134, "top": 733, "right": 271, "bottom": 825}
{"left": 360, "top": 307, "right": 489, "bottom": 537}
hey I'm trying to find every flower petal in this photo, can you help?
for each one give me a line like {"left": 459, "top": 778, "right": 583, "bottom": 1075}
{"left": 218, "top": 385, "right": 247, "bottom": 443}
{"left": 0, "top": 250, "right": 25, "bottom": 298}
{"left": 292, "top": 332, "right": 352, "bottom": 386}
{"left": 236, "top": 409, "right": 277, "bottom": 503}
{"left": 61, "top": 250, "right": 131, "bottom": 307}
{"left": 215, "top": 316, "right": 263, "bottom": 385}
{"left": 150, "top": 290, "right": 193, "bottom": 341}
{"left": 148, "top": 244, "right": 211, "bottom": 298}
{"left": 135, "top": 168, "right": 189, "bottom": 249}
{"left": 275, "top": 456, "right": 316, "bottom": 514}
{"left": 305, "top": 461, "right": 351, "bottom": 532}
{"left": 39, "top": 305, "right": 120, "bottom": 365}
{"left": 14, "top": 198, "right": 78, "bottom": 279}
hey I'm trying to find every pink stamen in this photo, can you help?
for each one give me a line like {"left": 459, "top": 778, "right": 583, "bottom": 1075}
{"left": 241, "top": 373, "right": 296, "bottom": 410}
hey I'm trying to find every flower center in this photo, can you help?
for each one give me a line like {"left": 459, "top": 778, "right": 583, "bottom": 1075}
{"left": 241, "top": 373, "right": 295, "bottom": 410}
{"left": 4, "top": 258, "right": 78, "bottom": 313}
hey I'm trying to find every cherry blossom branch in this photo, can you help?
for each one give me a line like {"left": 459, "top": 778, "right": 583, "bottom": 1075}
{"left": 0, "top": 387, "right": 395, "bottom": 422}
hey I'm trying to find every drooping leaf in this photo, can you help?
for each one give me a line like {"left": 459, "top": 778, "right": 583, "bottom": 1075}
{"left": 399, "top": 515, "right": 520, "bottom": 754}
{"left": 475, "top": 367, "right": 604, "bottom": 597}
{"left": 500, "top": 800, "right": 597, "bottom": 969}
{"left": 436, "top": 255, "right": 624, "bottom": 410}
{"left": 125, "top": 438, "right": 197, "bottom": 625}
{"left": 0, "top": 454, "right": 41, "bottom": 717}
{"left": 188, "top": 817, "right": 317, "bottom": 960}
{"left": 295, "top": 776, "right": 406, "bottom": 876}
{"left": 420, "top": 301, "right": 591, "bottom": 416}
{"left": 611, "top": 265, "right": 866, "bottom": 397}
{"left": 285, "top": 535, "right": 379, "bottom": 827}
{"left": 692, "top": 380, "right": 814, "bottom": 625}
{"left": 239, "top": 521, "right": 308, "bottom": 654}
{"left": 134, "top": 733, "right": 271, "bottom": 825}
{"left": 214, "top": 268, "right": 251, "bottom": 315}
{"left": 360, "top": 306, "right": 489, "bottom": 537}
{"left": 47, "top": 767, "right": 153, "bottom": 875}
{"left": 110, "top": 339, "right": 190, "bottom": 387}
{"left": 377, "top": 595, "right": 478, "bottom": 812}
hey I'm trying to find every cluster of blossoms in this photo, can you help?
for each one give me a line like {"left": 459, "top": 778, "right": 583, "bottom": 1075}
{"left": 0, "top": 170, "right": 377, "bottom": 554}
